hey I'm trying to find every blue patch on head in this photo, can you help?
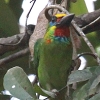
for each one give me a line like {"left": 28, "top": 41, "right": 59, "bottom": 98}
{"left": 49, "top": 22, "right": 56, "bottom": 27}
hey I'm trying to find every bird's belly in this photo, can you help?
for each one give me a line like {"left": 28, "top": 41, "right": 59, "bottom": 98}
{"left": 38, "top": 42, "right": 72, "bottom": 91}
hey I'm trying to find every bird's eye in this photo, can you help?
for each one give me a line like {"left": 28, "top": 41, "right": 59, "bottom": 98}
{"left": 51, "top": 16, "right": 57, "bottom": 22}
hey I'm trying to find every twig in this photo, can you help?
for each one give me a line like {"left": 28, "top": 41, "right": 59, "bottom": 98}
{"left": 30, "top": 0, "right": 35, "bottom": 3}
{"left": 0, "top": 33, "right": 28, "bottom": 46}
{"left": 0, "top": 33, "right": 24, "bottom": 55}
{"left": 26, "top": 0, "right": 36, "bottom": 27}
{"left": 71, "top": 20, "right": 100, "bottom": 65}
{"left": 70, "top": 27, "right": 79, "bottom": 59}
{"left": 70, "top": 26, "right": 81, "bottom": 90}
{"left": 0, "top": 32, "right": 29, "bottom": 55}
{"left": 75, "top": 52, "right": 97, "bottom": 61}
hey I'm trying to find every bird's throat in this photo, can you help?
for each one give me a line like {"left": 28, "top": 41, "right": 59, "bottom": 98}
{"left": 54, "top": 26, "right": 70, "bottom": 37}
{"left": 44, "top": 26, "right": 71, "bottom": 44}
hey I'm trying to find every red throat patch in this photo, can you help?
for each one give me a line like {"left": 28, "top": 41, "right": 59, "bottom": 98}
{"left": 54, "top": 26, "right": 70, "bottom": 37}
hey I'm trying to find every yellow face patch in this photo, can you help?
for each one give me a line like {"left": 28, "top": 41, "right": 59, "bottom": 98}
{"left": 55, "top": 13, "right": 66, "bottom": 18}
{"left": 44, "top": 26, "right": 56, "bottom": 44}
{"left": 44, "top": 26, "right": 56, "bottom": 39}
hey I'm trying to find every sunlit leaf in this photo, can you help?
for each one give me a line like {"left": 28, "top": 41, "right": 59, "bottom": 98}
{"left": 69, "top": 0, "right": 88, "bottom": 15}
{"left": 5, "top": 0, "right": 10, "bottom": 3}
{"left": 3, "top": 66, "right": 37, "bottom": 100}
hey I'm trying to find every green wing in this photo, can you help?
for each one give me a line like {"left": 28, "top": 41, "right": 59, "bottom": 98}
{"left": 33, "top": 38, "right": 43, "bottom": 76}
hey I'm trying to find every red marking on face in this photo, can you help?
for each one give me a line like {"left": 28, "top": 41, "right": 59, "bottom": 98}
{"left": 57, "top": 18, "right": 61, "bottom": 22}
{"left": 54, "top": 26, "right": 70, "bottom": 37}
{"left": 55, "top": 17, "right": 70, "bottom": 37}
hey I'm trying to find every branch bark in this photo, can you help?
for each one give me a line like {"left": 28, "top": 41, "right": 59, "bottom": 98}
{"left": 0, "top": 48, "right": 29, "bottom": 67}
{"left": 0, "top": 33, "right": 26, "bottom": 55}
{"left": 74, "top": 8, "right": 100, "bottom": 33}
{"left": 0, "top": 25, "right": 35, "bottom": 55}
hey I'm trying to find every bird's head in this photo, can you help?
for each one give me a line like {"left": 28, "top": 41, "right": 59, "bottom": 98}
{"left": 45, "top": 5, "right": 74, "bottom": 27}
{"left": 44, "top": 5, "right": 74, "bottom": 43}
{"left": 44, "top": 13, "right": 74, "bottom": 44}
{"left": 49, "top": 13, "right": 74, "bottom": 27}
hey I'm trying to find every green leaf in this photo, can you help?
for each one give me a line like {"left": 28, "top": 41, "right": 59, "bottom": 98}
{"left": 3, "top": 66, "right": 37, "bottom": 100}
{"left": 6, "top": 0, "right": 23, "bottom": 20}
{"left": 89, "top": 75, "right": 100, "bottom": 91}
{"left": 33, "top": 84, "right": 48, "bottom": 97}
{"left": 41, "top": 88, "right": 56, "bottom": 98}
{"left": 73, "top": 76, "right": 98, "bottom": 100}
{"left": 73, "top": 79, "right": 93, "bottom": 100}
{"left": 0, "top": 0, "right": 19, "bottom": 36}
{"left": 94, "top": 0, "right": 100, "bottom": 10}
{"left": 88, "top": 93, "right": 100, "bottom": 100}
{"left": 88, "top": 66, "right": 98, "bottom": 74}
{"left": 88, "top": 66, "right": 100, "bottom": 92}
{"left": 73, "top": 83, "right": 88, "bottom": 100}
{"left": 94, "top": 66, "right": 100, "bottom": 75}
{"left": 34, "top": 84, "right": 56, "bottom": 98}
{"left": 67, "top": 69, "right": 92, "bottom": 85}
{"left": 69, "top": 0, "right": 88, "bottom": 15}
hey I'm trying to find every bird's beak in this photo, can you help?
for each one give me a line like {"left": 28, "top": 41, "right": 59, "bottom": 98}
{"left": 56, "top": 13, "right": 75, "bottom": 27}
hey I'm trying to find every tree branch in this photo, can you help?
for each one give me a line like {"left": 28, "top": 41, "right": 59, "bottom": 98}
{"left": 0, "top": 25, "right": 35, "bottom": 55}
{"left": 0, "top": 48, "right": 29, "bottom": 67}
{"left": 0, "top": 33, "right": 26, "bottom": 55}
{"left": 74, "top": 8, "right": 100, "bottom": 33}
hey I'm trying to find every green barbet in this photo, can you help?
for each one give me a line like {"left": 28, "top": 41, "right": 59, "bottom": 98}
{"left": 33, "top": 13, "right": 74, "bottom": 100}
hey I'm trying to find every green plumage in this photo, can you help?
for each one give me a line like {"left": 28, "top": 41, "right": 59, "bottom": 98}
{"left": 33, "top": 14, "right": 74, "bottom": 100}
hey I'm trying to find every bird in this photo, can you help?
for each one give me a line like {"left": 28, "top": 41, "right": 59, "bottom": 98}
{"left": 33, "top": 13, "right": 75, "bottom": 100}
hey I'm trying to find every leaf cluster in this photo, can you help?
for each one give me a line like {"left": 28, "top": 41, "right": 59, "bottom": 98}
{"left": 68, "top": 66, "right": 100, "bottom": 100}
